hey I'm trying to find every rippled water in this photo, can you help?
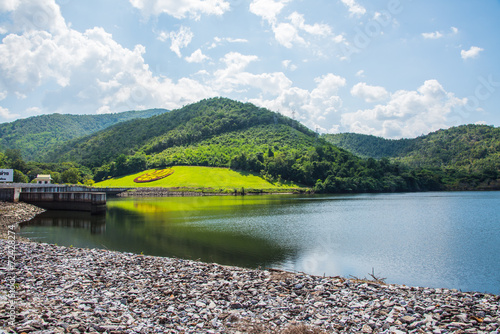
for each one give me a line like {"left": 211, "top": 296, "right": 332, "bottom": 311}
{"left": 21, "top": 191, "right": 500, "bottom": 294}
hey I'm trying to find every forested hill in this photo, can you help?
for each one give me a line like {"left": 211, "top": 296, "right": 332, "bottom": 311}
{"left": 322, "top": 133, "right": 415, "bottom": 159}
{"left": 0, "top": 108, "right": 168, "bottom": 161}
{"left": 393, "top": 125, "right": 500, "bottom": 173}
{"left": 323, "top": 125, "right": 499, "bottom": 169}
{"left": 46, "top": 97, "right": 317, "bottom": 168}
{"left": 44, "top": 97, "right": 441, "bottom": 192}
{"left": 324, "top": 125, "right": 500, "bottom": 189}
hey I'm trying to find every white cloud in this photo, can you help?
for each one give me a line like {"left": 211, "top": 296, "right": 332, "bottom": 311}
{"left": 273, "top": 22, "right": 305, "bottom": 48}
{"left": 224, "top": 37, "right": 248, "bottom": 43}
{"left": 0, "top": 0, "right": 19, "bottom": 12}
{"left": 248, "top": 73, "right": 346, "bottom": 129}
{"left": 250, "top": 1, "right": 334, "bottom": 49}
{"left": 0, "top": 106, "right": 20, "bottom": 120}
{"left": 26, "top": 106, "right": 42, "bottom": 115}
{"left": 282, "top": 59, "right": 297, "bottom": 71}
{"left": 422, "top": 31, "right": 443, "bottom": 39}
{"left": 164, "top": 26, "right": 194, "bottom": 57}
{"left": 156, "top": 30, "right": 169, "bottom": 42}
{"left": 287, "top": 12, "right": 332, "bottom": 37}
{"left": 461, "top": 46, "right": 483, "bottom": 60}
{"left": 332, "top": 34, "right": 345, "bottom": 43}
{"left": 341, "top": 0, "right": 366, "bottom": 17}
{"left": 451, "top": 26, "right": 459, "bottom": 34}
{"left": 0, "top": 0, "right": 218, "bottom": 118}
{"left": 129, "top": 0, "right": 230, "bottom": 19}
{"left": 341, "top": 80, "right": 467, "bottom": 138}
{"left": 351, "top": 82, "right": 388, "bottom": 103}
{"left": 249, "top": 0, "right": 290, "bottom": 24}
{"left": 0, "top": 0, "right": 66, "bottom": 34}
{"left": 208, "top": 36, "right": 248, "bottom": 49}
{"left": 185, "top": 48, "right": 209, "bottom": 63}
{"left": 355, "top": 70, "right": 365, "bottom": 77}
{"left": 212, "top": 52, "right": 294, "bottom": 95}
{"left": 272, "top": 12, "right": 333, "bottom": 48}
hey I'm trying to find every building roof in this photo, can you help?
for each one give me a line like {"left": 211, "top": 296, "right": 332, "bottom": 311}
{"left": 35, "top": 174, "right": 52, "bottom": 180}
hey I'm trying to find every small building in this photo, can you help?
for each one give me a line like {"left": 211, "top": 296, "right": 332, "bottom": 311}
{"left": 35, "top": 174, "right": 52, "bottom": 185}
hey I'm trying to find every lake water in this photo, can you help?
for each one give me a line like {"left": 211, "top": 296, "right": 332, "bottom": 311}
{"left": 20, "top": 191, "right": 500, "bottom": 294}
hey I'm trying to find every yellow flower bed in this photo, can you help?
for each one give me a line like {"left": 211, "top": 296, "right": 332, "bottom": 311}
{"left": 133, "top": 168, "right": 174, "bottom": 183}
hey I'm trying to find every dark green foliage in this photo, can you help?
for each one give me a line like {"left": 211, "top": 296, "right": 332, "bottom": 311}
{"left": 48, "top": 98, "right": 316, "bottom": 168}
{"left": 3, "top": 97, "right": 497, "bottom": 192}
{"left": 323, "top": 125, "right": 500, "bottom": 190}
{"left": 323, "top": 132, "right": 414, "bottom": 159}
{"left": 0, "top": 108, "right": 168, "bottom": 161}
{"left": 45, "top": 97, "right": 438, "bottom": 193}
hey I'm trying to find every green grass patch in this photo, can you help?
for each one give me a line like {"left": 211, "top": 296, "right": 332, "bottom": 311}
{"left": 95, "top": 166, "right": 305, "bottom": 191}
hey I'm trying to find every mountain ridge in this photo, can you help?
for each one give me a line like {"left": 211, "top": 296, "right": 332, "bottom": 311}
{"left": 1, "top": 98, "right": 498, "bottom": 192}
{"left": 0, "top": 108, "right": 169, "bottom": 161}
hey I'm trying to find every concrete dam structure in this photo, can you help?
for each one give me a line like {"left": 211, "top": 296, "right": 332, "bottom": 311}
{"left": 19, "top": 191, "right": 106, "bottom": 214}
{"left": 0, "top": 184, "right": 129, "bottom": 214}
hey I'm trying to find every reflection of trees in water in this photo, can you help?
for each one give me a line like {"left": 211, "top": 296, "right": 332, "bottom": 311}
{"left": 25, "top": 211, "right": 106, "bottom": 235}
{"left": 22, "top": 202, "right": 299, "bottom": 270}
{"left": 105, "top": 206, "right": 295, "bottom": 269}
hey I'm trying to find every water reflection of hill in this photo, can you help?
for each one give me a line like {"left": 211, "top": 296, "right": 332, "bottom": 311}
{"left": 21, "top": 200, "right": 295, "bottom": 270}
{"left": 24, "top": 211, "right": 106, "bottom": 234}
{"left": 104, "top": 205, "right": 293, "bottom": 269}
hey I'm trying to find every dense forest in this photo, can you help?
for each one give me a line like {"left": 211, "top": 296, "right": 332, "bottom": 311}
{"left": 324, "top": 125, "right": 500, "bottom": 190}
{"left": 0, "top": 108, "right": 168, "bottom": 161}
{"left": 322, "top": 133, "right": 415, "bottom": 159}
{"left": 1, "top": 98, "right": 499, "bottom": 192}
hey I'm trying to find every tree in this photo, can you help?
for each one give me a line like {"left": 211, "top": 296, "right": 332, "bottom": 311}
{"left": 14, "top": 170, "right": 28, "bottom": 183}
{"left": 61, "top": 168, "right": 80, "bottom": 184}
{"left": 5, "top": 149, "right": 26, "bottom": 171}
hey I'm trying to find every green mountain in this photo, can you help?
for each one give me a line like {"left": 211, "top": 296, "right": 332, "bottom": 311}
{"left": 322, "top": 132, "right": 414, "bottom": 159}
{"left": 0, "top": 108, "right": 168, "bottom": 161}
{"left": 6, "top": 97, "right": 497, "bottom": 192}
{"left": 46, "top": 97, "right": 438, "bottom": 192}
{"left": 323, "top": 124, "right": 500, "bottom": 189}
{"left": 394, "top": 125, "right": 500, "bottom": 170}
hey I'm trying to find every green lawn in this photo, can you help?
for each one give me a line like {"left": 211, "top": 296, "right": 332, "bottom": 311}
{"left": 94, "top": 166, "right": 304, "bottom": 191}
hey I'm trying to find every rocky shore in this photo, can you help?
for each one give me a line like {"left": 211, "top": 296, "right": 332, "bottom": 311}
{"left": 0, "top": 202, "right": 45, "bottom": 240}
{"left": 1, "top": 203, "right": 499, "bottom": 333}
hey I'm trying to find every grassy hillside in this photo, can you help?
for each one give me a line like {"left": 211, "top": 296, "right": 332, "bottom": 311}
{"left": 0, "top": 108, "right": 168, "bottom": 161}
{"left": 95, "top": 166, "right": 303, "bottom": 191}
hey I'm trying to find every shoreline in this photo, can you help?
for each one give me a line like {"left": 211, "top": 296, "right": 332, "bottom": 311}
{"left": 116, "top": 187, "right": 311, "bottom": 198}
{"left": 1, "top": 203, "right": 499, "bottom": 333}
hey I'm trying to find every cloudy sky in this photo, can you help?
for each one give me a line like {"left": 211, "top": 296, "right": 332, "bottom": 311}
{"left": 1, "top": 0, "right": 499, "bottom": 138}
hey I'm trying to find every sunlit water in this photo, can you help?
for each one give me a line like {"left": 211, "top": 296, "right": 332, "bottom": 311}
{"left": 20, "top": 191, "right": 500, "bottom": 294}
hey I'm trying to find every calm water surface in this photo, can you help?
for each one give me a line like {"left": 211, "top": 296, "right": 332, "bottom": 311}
{"left": 21, "top": 191, "right": 500, "bottom": 294}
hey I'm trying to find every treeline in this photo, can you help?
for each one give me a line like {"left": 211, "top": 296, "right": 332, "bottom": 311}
{"left": 324, "top": 124, "right": 500, "bottom": 190}
{"left": 0, "top": 149, "right": 93, "bottom": 184}
{"left": 2, "top": 98, "right": 498, "bottom": 192}
{"left": 323, "top": 132, "right": 414, "bottom": 159}
{"left": 90, "top": 120, "right": 441, "bottom": 193}
{"left": 0, "top": 109, "right": 168, "bottom": 161}
{"left": 45, "top": 98, "right": 316, "bottom": 168}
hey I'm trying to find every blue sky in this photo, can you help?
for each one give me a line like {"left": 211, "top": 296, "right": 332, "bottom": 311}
{"left": 0, "top": 0, "right": 499, "bottom": 138}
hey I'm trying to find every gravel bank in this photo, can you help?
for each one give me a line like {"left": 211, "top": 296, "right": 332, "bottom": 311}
{"left": 1, "top": 202, "right": 499, "bottom": 333}
{"left": 0, "top": 202, "right": 45, "bottom": 240}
